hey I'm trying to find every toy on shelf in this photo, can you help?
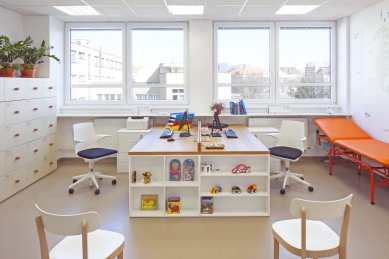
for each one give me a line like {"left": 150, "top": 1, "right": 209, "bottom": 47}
{"left": 247, "top": 184, "right": 258, "bottom": 194}
{"left": 232, "top": 164, "right": 251, "bottom": 174}
{"left": 232, "top": 186, "right": 242, "bottom": 194}
{"left": 167, "top": 197, "right": 180, "bottom": 214}
{"left": 169, "top": 159, "right": 181, "bottom": 181}
{"left": 201, "top": 196, "right": 213, "bottom": 214}
{"left": 141, "top": 194, "right": 158, "bottom": 210}
{"left": 183, "top": 159, "right": 195, "bottom": 181}
{"left": 142, "top": 171, "right": 152, "bottom": 184}
{"left": 210, "top": 185, "right": 223, "bottom": 194}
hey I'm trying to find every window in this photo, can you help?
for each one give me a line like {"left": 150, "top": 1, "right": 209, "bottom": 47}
{"left": 101, "top": 58, "right": 105, "bottom": 68}
{"left": 66, "top": 23, "right": 124, "bottom": 103}
{"left": 71, "top": 51, "right": 76, "bottom": 62}
{"left": 172, "top": 89, "right": 184, "bottom": 100}
{"left": 129, "top": 23, "right": 187, "bottom": 102}
{"left": 276, "top": 23, "right": 335, "bottom": 102}
{"left": 215, "top": 23, "right": 273, "bottom": 101}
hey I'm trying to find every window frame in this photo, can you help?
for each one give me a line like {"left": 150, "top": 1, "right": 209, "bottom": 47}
{"left": 65, "top": 23, "right": 126, "bottom": 105}
{"left": 127, "top": 22, "right": 188, "bottom": 105}
{"left": 275, "top": 22, "right": 336, "bottom": 104}
{"left": 213, "top": 22, "right": 275, "bottom": 104}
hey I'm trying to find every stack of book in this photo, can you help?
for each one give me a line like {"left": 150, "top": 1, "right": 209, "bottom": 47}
{"left": 230, "top": 99, "right": 247, "bottom": 115}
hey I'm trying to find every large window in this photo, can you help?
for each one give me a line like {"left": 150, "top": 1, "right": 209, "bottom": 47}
{"left": 65, "top": 23, "right": 125, "bottom": 103}
{"left": 129, "top": 23, "right": 187, "bottom": 102}
{"left": 276, "top": 23, "right": 335, "bottom": 102}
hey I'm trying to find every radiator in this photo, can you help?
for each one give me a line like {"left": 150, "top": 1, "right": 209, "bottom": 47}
{"left": 248, "top": 118, "right": 308, "bottom": 148}
{"left": 94, "top": 118, "right": 127, "bottom": 150}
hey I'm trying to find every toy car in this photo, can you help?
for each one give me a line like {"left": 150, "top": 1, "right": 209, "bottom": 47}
{"left": 232, "top": 164, "right": 251, "bottom": 174}
{"left": 210, "top": 185, "right": 223, "bottom": 194}
{"left": 231, "top": 186, "right": 241, "bottom": 194}
{"left": 247, "top": 184, "right": 258, "bottom": 194}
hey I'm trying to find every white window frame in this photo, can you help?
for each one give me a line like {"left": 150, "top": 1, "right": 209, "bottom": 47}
{"left": 65, "top": 23, "right": 126, "bottom": 105}
{"left": 127, "top": 23, "right": 188, "bottom": 105}
{"left": 214, "top": 22, "right": 275, "bottom": 104}
{"left": 276, "top": 22, "right": 336, "bottom": 104}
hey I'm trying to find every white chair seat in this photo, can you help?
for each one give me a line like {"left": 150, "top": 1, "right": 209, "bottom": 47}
{"left": 273, "top": 219, "right": 339, "bottom": 251}
{"left": 50, "top": 230, "right": 124, "bottom": 259}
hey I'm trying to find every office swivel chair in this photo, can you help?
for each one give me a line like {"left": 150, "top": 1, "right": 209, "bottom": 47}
{"left": 267, "top": 120, "right": 313, "bottom": 194}
{"left": 35, "top": 204, "right": 125, "bottom": 259}
{"left": 69, "top": 122, "right": 118, "bottom": 195}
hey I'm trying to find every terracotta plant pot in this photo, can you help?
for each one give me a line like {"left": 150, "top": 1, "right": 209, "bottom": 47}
{"left": 0, "top": 69, "right": 5, "bottom": 77}
{"left": 21, "top": 64, "right": 38, "bottom": 78}
{"left": 4, "top": 68, "right": 15, "bottom": 77}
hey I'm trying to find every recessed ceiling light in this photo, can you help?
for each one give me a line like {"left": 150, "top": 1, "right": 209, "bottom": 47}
{"left": 54, "top": 6, "right": 100, "bottom": 16}
{"left": 168, "top": 5, "right": 204, "bottom": 15}
{"left": 276, "top": 5, "right": 319, "bottom": 15}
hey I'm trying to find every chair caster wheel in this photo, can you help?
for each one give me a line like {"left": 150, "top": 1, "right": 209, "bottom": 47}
{"left": 95, "top": 189, "right": 100, "bottom": 195}
{"left": 300, "top": 177, "right": 304, "bottom": 180}
{"left": 112, "top": 180, "right": 117, "bottom": 185}
{"left": 308, "top": 186, "right": 314, "bottom": 192}
{"left": 69, "top": 189, "right": 74, "bottom": 194}
{"left": 99, "top": 178, "right": 102, "bottom": 180}
{"left": 280, "top": 189, "right": 286, "bottom": 195}
{"left": 73, "top": 179, "right": 77, "bottom": 183}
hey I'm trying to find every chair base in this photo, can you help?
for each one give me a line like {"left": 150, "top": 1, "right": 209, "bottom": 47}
{"left": 270, "top": 169, "right": 313, "bottom": 194}
{"left": 68, "top": 170, "right": 116, "bottom": 195}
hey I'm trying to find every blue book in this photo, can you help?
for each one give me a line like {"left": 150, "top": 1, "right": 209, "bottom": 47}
{"left": 239, "top": 99, "right": 247, "bottom": 114}
{"left": 230, "top": 102, "right": 234, "bottom": 114}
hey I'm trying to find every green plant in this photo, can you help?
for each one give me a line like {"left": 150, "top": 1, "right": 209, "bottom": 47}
{"left": 11, "top": 63, "right": 22, "bottom": 71}
{"left": 0, "top": 35, "right": 25, "bottom": 63}
{"left": 24, "top": 63, "right": 35, "bottom": 70}
{"left": 23, "top": 39, "right": 60, "bottom": 65}
{"left": 0, "top": 64, "right": 3, "bottom": 69}
{"left": 2, "top": 62, "right": 11, "bottom": 68}
{"left": 210, "top": 101, "right": 226, "bottom": 111}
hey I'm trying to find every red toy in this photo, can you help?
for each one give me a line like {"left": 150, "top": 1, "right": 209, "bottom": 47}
{"left": 232, "top": 164, "right": 251, "bottom": 174}
{"left": 247, "top": 184, "right": 258, "bottom": 194}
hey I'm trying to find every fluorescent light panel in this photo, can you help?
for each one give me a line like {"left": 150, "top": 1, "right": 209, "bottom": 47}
{"left": 168, "top": 5, "right": 204, "bottom": 15}
{"left": 276, "top": 5, "right": 319, "bottom": 15}
{"left": 54, "top": 6, "right": 100, "bottom": 16}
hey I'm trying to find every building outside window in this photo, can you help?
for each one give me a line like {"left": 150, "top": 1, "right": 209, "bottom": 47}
{"left": 79, "top": 52, "right": 85, "bottom": 59}
{"left": 79, "top": 75, "right": 86, "bottom": 81}
{"left": 71, "top": 51, "right": 76, "bottom": 62}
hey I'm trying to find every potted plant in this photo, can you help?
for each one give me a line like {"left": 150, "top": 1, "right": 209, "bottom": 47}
{"left": 23, "top": 63, "right": 36, "bottom": 78}
{"left": 3, "top": 62, "right": 22, "bottom": 77}
{"left": 210, "top": 101, "right": 226, "bottom": 114}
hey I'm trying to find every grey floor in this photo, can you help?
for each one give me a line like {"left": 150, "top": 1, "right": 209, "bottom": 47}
{"left": 1, "top": 157, "right": 389, "bottom": 259}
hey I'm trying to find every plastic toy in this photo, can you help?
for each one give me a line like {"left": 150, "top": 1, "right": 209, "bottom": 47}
{"left": 232, "top": 186, "right": 241, "bottom": 194}
{"left": 232, "top": 164, "right": 251, "bottom": 174}
{"left": 142, "top": 171, "right": 152, "bottom": 184}
{"left": 247, "top": 184, "right": 258, "bottom": 194}
{"left": 210, "top": 185, "right": 223, "bottom": 194}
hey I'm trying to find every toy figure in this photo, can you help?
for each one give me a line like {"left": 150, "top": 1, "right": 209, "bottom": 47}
{"left": 142, "top": 171, "right": 152, "bottom": 184}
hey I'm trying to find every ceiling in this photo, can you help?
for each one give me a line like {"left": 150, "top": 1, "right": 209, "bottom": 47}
{"left": 0, "top": 0, "right": 384, "bottom": 22}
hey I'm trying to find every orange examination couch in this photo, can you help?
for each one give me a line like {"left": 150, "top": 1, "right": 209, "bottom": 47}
{"left": 314, "top": 118, "right": 389, "bottom": 204}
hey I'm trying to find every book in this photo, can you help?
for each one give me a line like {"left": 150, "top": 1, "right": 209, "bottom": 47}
{"left": 239, "top": 99, "right": 247, "bottom": 114}
{"left": 201, "top": 196, "right": 213, "bottom": 214}
{"left": 167, "top": 197, "right": 180, "bottom": 214}
{"left": 141, "top": 194, "right": 158, "bottom": 210}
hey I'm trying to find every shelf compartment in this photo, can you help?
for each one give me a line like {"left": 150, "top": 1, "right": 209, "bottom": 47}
{"left": 200, "top": 171, "right": 268, "bottom": 177}
{"left": 165, "top": 180, "right": 199, "bottom": 187}
{"left": 200, "top": 196, "right": 269, "bottom": 216}
{"left": 165, "top": 209, "right": 199, "bottom": 217}
{"left": 201, "top": 176, "right": 269, "bottom": 194}
{"left": 129, "top": 186, "right": 164, "bottom": 217}
{"left": 129, "top": 156, "right": 164, "bottom": 183}
{"left": 200, "top": 191, "right": 268, "bottom": 197}
{"left": 165, "top": 186, "right": 199, "bottom": 216}
{"left": 165, "top": 155, "right": 199, "bottom": 181}
{"left": 201, "top": 155, "right": 269, "bottom": 174}
{"left": 130, "top": 181, "right": 164, "bottom": 187}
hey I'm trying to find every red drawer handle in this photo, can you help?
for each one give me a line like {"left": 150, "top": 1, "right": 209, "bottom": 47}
{"left": 34, "top": 149, "right": 38, "bottom": 152}
{"left": 15, "top": 179, "right": 20, "bottom": 183}
{"left": 50, "top": 143, "right": 53, "bottom": 146}
{"left": 33, "top": 87, "right": 38, "bottom": 90}
{"left": 14, "top": 111, "right": 19, "bottom": 114}
{"left": 34, "top": 128, "right": 38, "bottom": 131}
{"left": 15, "top": 156, "right": 20, "bottom": 160}
{"left": 49, "top": 86, "right": 53, "bottom": 89}
{"left": 34, "top": 170, "right": 39, "bottom": 173}
{"left": 49, "top": 105, "right": 53, "bottom": 108}
{"left": 50, "top": 162, "right": 53, "bottom": 165}
{"left": 14, "top": 133, "right": 20, "bottom": 137}
{"left": 14, "top": 87, "right": 19, "bottom": 91}
{"left": 33, "top": 107, "right": 38, "bottom": 111}
{"left": 49, "top": 124, "right": 53, "bottom": 127}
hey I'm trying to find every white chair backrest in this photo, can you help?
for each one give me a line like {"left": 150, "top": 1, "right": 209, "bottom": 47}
{"left": 290, "top": 194, "right": 353, "bottom": 221}
{"left": 275, "top": 120, "right": 305, "bottom": 152}
{"left": 36, "top": 204, "right": 100, "bottom": 236}
{"left": 73, "top": 122, "right": 101, "bottom": 153}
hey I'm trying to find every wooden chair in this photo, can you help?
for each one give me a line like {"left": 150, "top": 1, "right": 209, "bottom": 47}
{"left": 272, "top": 194, "right": 353, "bottom": 259}
{"left": 35, "top": 204, "right": 124, "bottom": 259}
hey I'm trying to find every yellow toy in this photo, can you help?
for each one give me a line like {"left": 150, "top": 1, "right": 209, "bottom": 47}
{"left": 142, "top": 171, "right": 152, "bottom": 184}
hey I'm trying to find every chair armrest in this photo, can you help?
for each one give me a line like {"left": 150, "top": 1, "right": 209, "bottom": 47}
{"left": 266, "top": 133, "right": 279, "bottom": 140}
{"left": 299, "top": 137, "right": 306, "bottom": 142}
{"left": 96, "top": 134, "right": 111, "bottom": 142}
{"left": 74, "top": 139, "right": 85, "bottom": 143}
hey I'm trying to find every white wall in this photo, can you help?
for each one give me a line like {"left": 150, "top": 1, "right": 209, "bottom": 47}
{"left": 0, "top": 7, "right": 24, "bottom": 41}
{"left": 349, "top": 0, "right": 389, "bottom": 142}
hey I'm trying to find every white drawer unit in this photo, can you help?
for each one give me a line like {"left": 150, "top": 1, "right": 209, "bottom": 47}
{"left": 4, "top": 78, "right": 26, "bottom": 101}
{"left": 25, "top": 78, "right": 43, "bottom": 99}
{"left": 4, "top": 100, "right": 26, "bottom": 125}
{"left": 0, "top": 78, "right": 57, "bottom": 203}
{"left": 5, "top": 122, "right": 27, "bottom": 150}
{"left": 117, "top": 129, "right": 150, "bottom": 173}
{"left": 25, "top": 98, "right": 43, "bottom": 120}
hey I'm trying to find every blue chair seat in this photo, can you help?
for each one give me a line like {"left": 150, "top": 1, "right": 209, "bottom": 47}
{"left": 269, "top": 146, "right": 302, "bottom": 160}
{"left": 77, "top": 148, "right": 118, "bottom": 160}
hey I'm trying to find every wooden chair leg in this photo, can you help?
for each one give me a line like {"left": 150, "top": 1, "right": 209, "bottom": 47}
{"left": 118, "top": 250, "right": 123, "bottom": 259}
{"left": 274, "top": 237, "right": 279, "bottom": 259}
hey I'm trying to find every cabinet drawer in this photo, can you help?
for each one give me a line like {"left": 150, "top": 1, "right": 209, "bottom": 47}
{"left": 26, "top": 138, "right": 44, "bottom": 164}
{"left": 42, "top": 97, "right": 56, "bottom": 117}
{"left": 117, "top": 162, "right": 129, "bottom": 173}
{"left": 0, "top": 127, "right": 5, "bottom": 151}
{"left": 42, "top": 79, "right": 56, "bottom": 98}
{"left": 0, "top": 174, "right": 5, "bottom": 202}
{"left": 118, "top": 133, "right": 145, "bottom": 142}
{"left": 25, "top": 79, "right": 43, "bottom": 99}
{"left": 118, "top": 152, "right": 129, "bottom": 163}
{"left": 25, "top": 99, "right": 43, "bottom": 120}
{"left": 42, "top": 116, "right": 57, "bottom": 136}
{"left": 4, "top": 78, "right": 25, "bottom": 101}
{"left": 0, "top": 78, "right": 4, "bottom": 102}
{"left": 4, "top": 100, "right": 26, "bottom": 125}
{"left": 5, "top": 122, "right": 27, "bottom": 150}
{"left": 5, "top": 166, "right": 27, "bottom": 198}
{"left": 118, "top": 142, "right": 136, "bottom": 152}
{"left": 0, "top": 151, "right": 5, "bottom": 176}
{"left": 26, "top": 157, "right": 45, "bottom": 186}
{"left": 0, "top": 103, "right": 4, "bottom": 126}
{"left": 44, "top": 152, "right": 57, "bottom": 173}
{"left": 42, "top": 134, "right": 57, "bottom": 156}
{"left": 5, "top": 144, "right": 27, "bottom": 174}
{"left": 25, "top": 119, "right": 44, "bottom": 143}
